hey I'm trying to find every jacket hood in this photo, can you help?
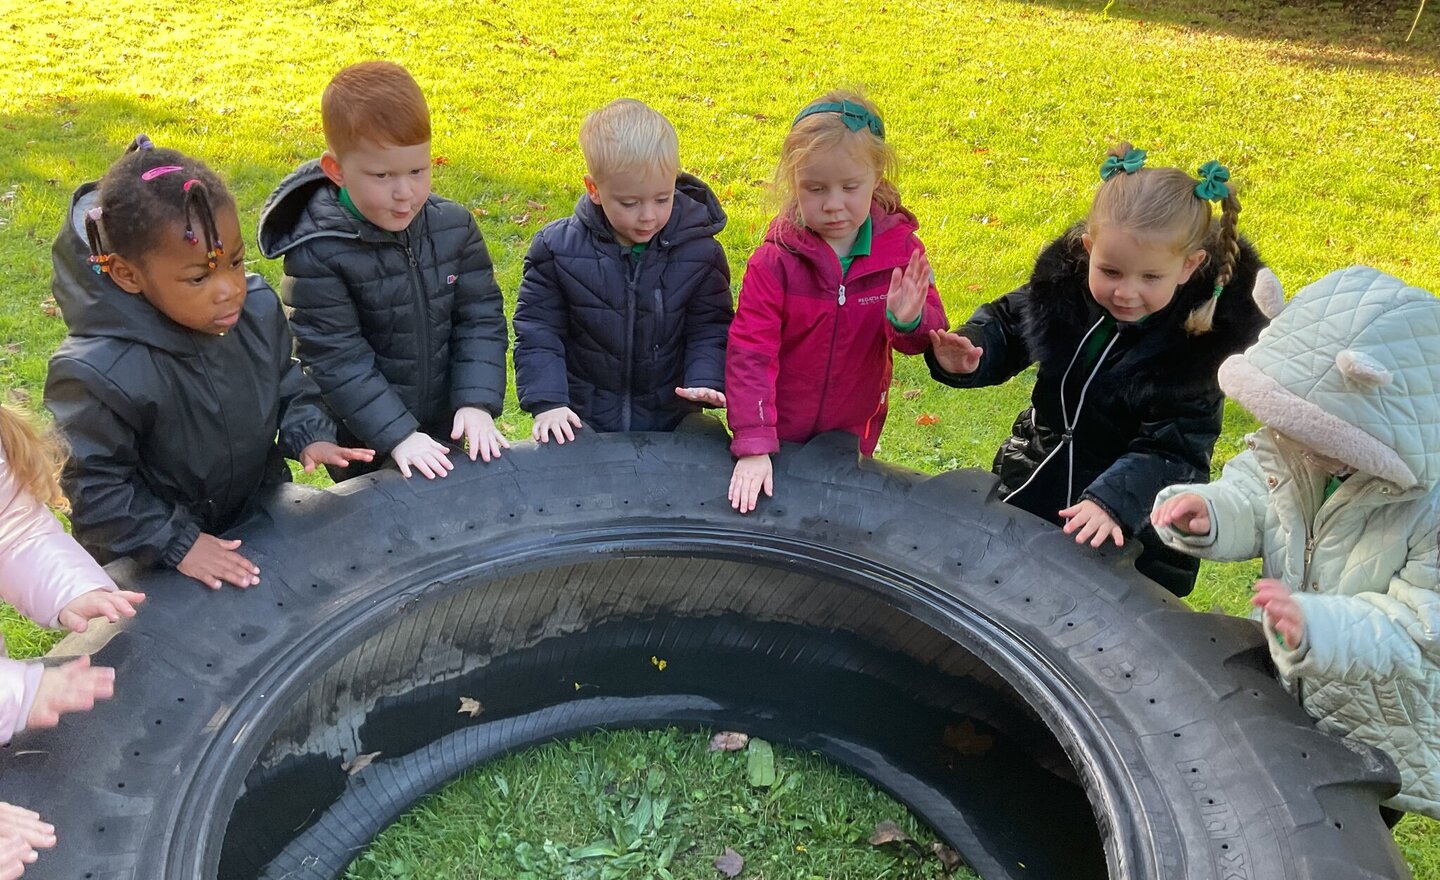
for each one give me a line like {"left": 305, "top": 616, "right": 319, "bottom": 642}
{"left": 575, "top": 171, "right": 727, "bottom": 247}
{"left": 256, "top": 160, "right": 366, "bottom": 258}
{"left": 52, "top": 183, "right": 201, "bottom": 354}
{"left": 1219, "top": 266, "right": 1440, "bottom": 490}
{"left": 1023, "top": 223, "right": 1271, "bottom": 399}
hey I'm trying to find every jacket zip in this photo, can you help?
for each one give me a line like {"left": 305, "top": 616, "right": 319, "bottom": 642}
{"left": 403, "top": 233, "right": 432, "bottom": 424}
{"left": 810, "top": 262, "right": 847, "bottom": 439}
{"left": 621, "top": 251, "right": 644, "bottom": 431}
{"left": 194, "top": 335, "right": 234, "bottom": 527}
{"left": 1008, "top": 317, "right": 1116, "bottom": 505}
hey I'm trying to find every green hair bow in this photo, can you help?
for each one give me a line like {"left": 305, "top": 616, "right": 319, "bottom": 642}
{"left": 1194, "top": 160, "right": 1231, "bottom": 201}
{"left": 1099, "top": 148, "right": 1147, "bottom": 181}
{"left": 792, "top": 99, "right": 886, "bottom": 140}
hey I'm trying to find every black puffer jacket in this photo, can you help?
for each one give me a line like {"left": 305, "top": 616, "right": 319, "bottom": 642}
{"left": 928, "top": 225, "right": 1269, "bottom": 594}
{"left": 512, "top": 173, "right": 732, "bottom": 432}
{"left": 44, "top": 183, "right": 335, "bottom": 568}
{"left": 257, "top": 161, "right": 507, "bottom": 460}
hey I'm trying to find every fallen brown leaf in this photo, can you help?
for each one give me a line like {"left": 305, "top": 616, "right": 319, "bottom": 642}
{"left": 931, "top": 842, "right": 967, "bottom": 872}
{"left": 458, "top": 697, "right": 484, "bottom": 717}
{"left": 433, "top": 155, "right": 451, "bottom": 166}
{"left": 511, "top": 212, "right": 531, "bottom": 226}
{"left": 915, "top": 413, "right": 940, "bottom": 426}
{"left": 714, "top": 847, "right": 744, "bottom": 877}
{"left": 7, "top": 388, "right": 29, "bottom": 405}
{"left": 901, "top": 389, "right": 922, "bottom": 400}
{"left": 342, "top": 751, "right": 381, "bottom": 776}
{"left": 869, "top": 820, "right": 911, "bottom": 846}
{"left": 526, "top": 198, "right": 547, "bottom": 211}
{"left": 40, "top": 296, "right": 59, "bottom": 317}
{"left": 708, "top": 731, "right": 750, "bottom": 752}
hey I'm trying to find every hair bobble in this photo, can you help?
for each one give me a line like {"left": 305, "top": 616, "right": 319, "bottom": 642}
{"left": 792, "top": 99, "right": 885, "bottom": 139}
{"left": 1099, "top": 148, "right": 1147, "bottom": 181}
{"left": 1194, "top": 160, "right": 1231, "bottom": 201}
{"left": 88, "top": 253, "right": 111, "bottom": 275}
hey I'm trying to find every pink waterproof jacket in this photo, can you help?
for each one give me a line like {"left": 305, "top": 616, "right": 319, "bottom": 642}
{"left": 726, "top": 204, "right": 947, "bottom": 457}
{"left": 0, "top": 442, "right": 114, "bottom": 743}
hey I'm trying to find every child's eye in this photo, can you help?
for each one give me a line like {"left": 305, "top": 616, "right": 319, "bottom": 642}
{"left": 1101, "top": 268, "right": 1121, "bottom": 278}
{"left": 619, "top": 201, "right": 638, "bottom": 208}
{"left": 411, "top": 168, "right": 426, "bottom": 176}
{"left": 843, "top": 184, "right": 859, "bottom": 191}
{"left": 1144, "top": 274, "right": 1162, "bottom": 282}
{"left": 188, "top": 274, "right": 208, "bottom": 285}
{"left": 374, "top": 172, "right": 389, "bottom": 180}
{"left": 656, "top": 197, "right": 671, "bottom": 205}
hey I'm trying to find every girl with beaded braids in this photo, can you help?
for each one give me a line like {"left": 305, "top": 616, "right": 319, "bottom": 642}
{"left": 44, "top": 136, "right": 372, "bottom": 591}
{"left": 927, "top": 143, "right": 1281, "bottom": 595}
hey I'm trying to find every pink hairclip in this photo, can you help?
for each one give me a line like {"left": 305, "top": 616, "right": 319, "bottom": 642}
{"left": 86, "top": 206, "right": 104, "bottom": 222}
{"left": 182, "top": 178, "right": 201, "bottom": 192}
{"left": 141, "top": 165, "right": 185, "bottom": 181}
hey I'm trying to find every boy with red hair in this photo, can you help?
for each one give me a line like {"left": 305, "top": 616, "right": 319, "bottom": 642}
{"left": 259, "top": 61, "right": 509, "bottom": 480}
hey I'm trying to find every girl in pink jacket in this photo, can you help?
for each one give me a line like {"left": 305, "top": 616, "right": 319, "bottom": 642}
{"left": 726, "top": 91, "right": 947, "bottom": 512}
{"left": 0, "top": 404, "right": 143, "bottom": 873}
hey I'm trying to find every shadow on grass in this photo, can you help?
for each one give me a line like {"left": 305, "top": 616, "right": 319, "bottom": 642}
{"left": 1005, "top": 0, "right": 1439, "bottom": 73}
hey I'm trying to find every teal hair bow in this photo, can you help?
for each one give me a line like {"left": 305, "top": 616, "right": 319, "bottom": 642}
{"left": 1194, "top": 160, "right": 1231, "bottom": 201}
{"left": 792, "top": 99, "right": 886, "bottom": 139}
{"left": 1099, "top": 148, "right": 1147, "bottom": 181}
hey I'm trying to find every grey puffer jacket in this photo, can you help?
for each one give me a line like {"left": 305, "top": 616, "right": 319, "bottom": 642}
{"left": 45, "top": 183, "right": 334, "bottom": 568}
{"left": 257, "top": 161, "right": 507, "bottom": 459}
{"left": 512, "top": 173, "right": 732, "bottom": 432}
{"left": 1155, "top": 266, "right": 1440, "bottom": 817}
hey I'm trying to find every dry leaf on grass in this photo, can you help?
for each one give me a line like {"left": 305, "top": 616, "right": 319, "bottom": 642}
{"left": 915, "top": 413, "right": 940, "bottom": 426}
{"left": 901, "top": 389, "right": 922, "bottom": 400}
{"left": 868, "top": 819, "right": 912, "bottom": 846}
{"left": 708, "top": 731, "right": 750, "bottom": 752}
{"left": 342, "top": 751, "right": 381, "bottom": 776}
{"left": 931, "top": 842, "right": 967, "bottom": 872}
{"left": 714, "top": 846, "right": 744, "bottom": 877}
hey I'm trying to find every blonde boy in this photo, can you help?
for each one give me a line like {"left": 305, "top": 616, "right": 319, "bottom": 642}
{"left": 513, "top": 98, "right": 733, "bottom": 442}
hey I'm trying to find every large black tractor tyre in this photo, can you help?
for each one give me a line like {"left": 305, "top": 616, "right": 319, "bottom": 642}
{"left": 0, "top": 422, "right": 1410, "bottom": 879}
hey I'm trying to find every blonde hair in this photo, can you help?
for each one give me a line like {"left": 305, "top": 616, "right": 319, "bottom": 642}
{"left": 774, "top": 90, "right": 900, "bottom": 235}
{"left": 579, "top": 99, "right": 679, "bottom": 182}
{"left": 0, "top": 404, "right": 67, "bottom": 511}
{"left": 1085, "top": 141, "right": 1242, "bottom": 334}
{"left": 323, "top": 61, "right": 431, "bottom": 156}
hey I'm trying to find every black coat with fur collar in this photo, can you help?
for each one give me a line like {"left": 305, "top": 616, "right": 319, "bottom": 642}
{"left": 928, "top": 224, "right": 1268, "bottom": 593}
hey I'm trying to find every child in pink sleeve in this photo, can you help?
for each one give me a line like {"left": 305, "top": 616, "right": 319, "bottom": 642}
{"left": 0, "top": 404, "right": 144, "bottom": 873}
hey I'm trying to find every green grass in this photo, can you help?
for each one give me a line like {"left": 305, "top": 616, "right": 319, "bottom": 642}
{"left": 1, "top": 0, "right": 1438, "bottom": 874}
{"left": 343, "top": 728, "right": 976, "bottom": 880}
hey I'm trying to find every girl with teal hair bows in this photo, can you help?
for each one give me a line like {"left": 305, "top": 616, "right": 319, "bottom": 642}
{"left": 926, "top": 141, "right": 1278, "bottom": 596}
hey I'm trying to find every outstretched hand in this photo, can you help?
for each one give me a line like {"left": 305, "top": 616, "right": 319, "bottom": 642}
{"left": 1059, "top": 500, "right": 1124, "bottom": 548}
{"left": 391, "top": 431, "right": 453, "bottom": 479}
{"left": 1253, "top": 578, "right": 1305, "bottom": 648}
{"left": 728, "top": 454, "right": 773, "bottom": 515}
{"left": 674, "top": 387, "right": 726, "bottom": 409}
{"left": 56, "top": 588, "right": 145, "bottom": 633}
{"left": 885, "top": 250, "right": 931, "bottom": 328}
{"left": 300, "top": 441, "right": 375, "bottom": 474}
{"left": 928, "top": 329, "right": 983, "bottom": 375}
{"left": 532, "top": 407, "right": 584, "bottom": 444}
{"left": 0, "top": 802, "right": 55, "bottom": 879}
{"left": 1151, "top": 492, "right": 1211, "bottom": 536}
{"left": 451, "top": 406, "right": 510, "bottom": 463}
{"left": 178, "top": 533, "right": 259, "bottom": 590}
{"left": 26, "top": 655, "right": 114, "bottom": 730}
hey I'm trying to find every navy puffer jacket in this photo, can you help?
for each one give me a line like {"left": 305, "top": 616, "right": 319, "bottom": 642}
{"left": 512, "top": 173, "right": 732, "bottom": 432}
{"left": 257, "top": 161, "right": 507, "bottom": 459}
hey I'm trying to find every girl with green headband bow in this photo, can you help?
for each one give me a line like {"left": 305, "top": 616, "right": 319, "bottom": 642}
{"left": 926, "top": 141, "right": 1278, "bottom": 596}
{"left": 725, "top": 90, "right": 947, "bottom": 514}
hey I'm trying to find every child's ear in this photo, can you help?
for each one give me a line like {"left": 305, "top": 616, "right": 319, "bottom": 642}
{"left": 319, "top": 152, "right": 346, "bottom": 188}
{"left": 583, "top": 175, "right": 602, "bottom": 206}
{"left": 1177, "top": 248, "right": 1208, "bottom": 284}
{"left": 106, "top": 255, "right": 145, "bottom": 295}
{"left": 1080, "top": 232, "right": 1094, "bottom": 254}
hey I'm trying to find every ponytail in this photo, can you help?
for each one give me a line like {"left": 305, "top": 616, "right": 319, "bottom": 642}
{"left": 1184, "top": 163, "right": 1241, "bottom": 335}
